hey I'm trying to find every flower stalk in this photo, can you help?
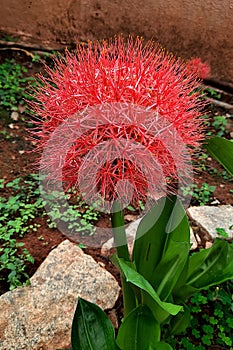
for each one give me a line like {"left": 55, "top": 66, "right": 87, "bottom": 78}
{"left": 110, "top": 201, "right": 130, "bottom": 261}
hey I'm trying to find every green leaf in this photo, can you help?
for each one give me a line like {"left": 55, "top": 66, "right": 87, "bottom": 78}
{"left": 186, "top": 239, "right": 233, "bottom": 289}
{"left": 71, "top": 297, "right": 117, "bottom": 350}
{"left": 215, "top": 227, "right": 229, "bottom": 238}
{"left": 205, "top": 137, "right": 233, "bottom": 177}
{"left": 132, "top": 197, "right": 171, "bottom": 280}
{"left": 175, "top": 239, "right": 233, "bottom": 300}
{"left": 153, "top": 343, "right": 173, "bottom": 350}
{"left": 116, "top": 305, "right": 160, "bottom": 350}
{"left": 111, "top": 255, "right": 183, "bottom": 316}
{"left": 169, "top": 304, "right": 191, "bottom": 335}
{"left": 132, "top": 196, "right": 189, "bottom": 284}
{"left": 151, "top": 239, "right": 189, "bottom": 300}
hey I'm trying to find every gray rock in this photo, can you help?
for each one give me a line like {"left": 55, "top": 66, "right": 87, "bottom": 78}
{"left": 187, "top": 205, "right": 233, "bottom": 240}
{"left": 0, "top": 240, "right": 120, "bottom": 350}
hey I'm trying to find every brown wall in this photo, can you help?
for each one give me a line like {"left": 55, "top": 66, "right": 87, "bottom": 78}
{"left": 1, "top": 0, "right": 233, "bottom": 84}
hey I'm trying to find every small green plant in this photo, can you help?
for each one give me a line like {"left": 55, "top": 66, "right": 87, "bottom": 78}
{"left": 209, "top": 167, "right": 233, "bottom": 181}
{"left": 204, "top": 87, "right": 221, "bottom": 100}
{"left": 31, "top": 52, "right": 51, "bottom": 63}
{"left": 42, "top": 191, "right": 99, "bottom": 235}
{"left": 221, "top": 170, "right": 233, "bottom": 181}
{"left": 212, "top": 115, "right": 228, "bottom": 137}
{"left": 216, "top": 227, "right": 229, "bottom": 238}
{"left": 181, "top": 182, "right": 216, "bottom": 206}
{"left": 0, "top": 175, "right": 41, "bottom": 289}
{"left": 0, "top": 129, "right": 11, "bottom": 140}
{"left": 0, "top": 58, "right": 34, "bottom": 112}
{"left": 0, "top": 178, "right": 43, "bottom": 236}
{"left": 188, "top": 281, "right": 233, "bottom": 348}
{"left": 196, "top": 151, "right": 208, "bottom": 172}
{"left": 78, "top": 243, "right": 87, "bottom": 249}
{"left": 167, "top": 280, "right": 233, "bottom": 349}
{"left": 0, "top": 34, "right": 18, "bottom": 42}
{"left": 205, "top": 115, "right": 228, "bottom": 137}
{"left": 0, "top": 174, "right": 100, "bottom": 289}
{"left": 0, "top": 239, "right": 34, "bottom": 290}
{"left": 31, "top": 54, "right": 41, "bottom": 63}
{"left": 127, "top": 200, "right": 145, "bottom": 212}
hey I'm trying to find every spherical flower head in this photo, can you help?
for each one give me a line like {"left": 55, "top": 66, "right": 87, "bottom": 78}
{"left": 186, "top": 57, "right": 211, "bottom": 80}
{"left": 31, "top": 36, "right": 206, "bottom": 211}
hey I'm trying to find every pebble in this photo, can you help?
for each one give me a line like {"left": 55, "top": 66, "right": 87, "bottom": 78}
{"left": 10, "top": 111, "right": 19, "bottom": 121}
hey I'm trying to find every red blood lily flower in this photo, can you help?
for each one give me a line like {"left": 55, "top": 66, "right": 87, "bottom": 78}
{"left": 186, "top": 57, "right": 211, "bottom": 80}
{"left": 31, "top": 36, "right": 206, "bottom": 211}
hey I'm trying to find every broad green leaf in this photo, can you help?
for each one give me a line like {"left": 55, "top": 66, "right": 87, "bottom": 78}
{"left": 139, "top": 292, "right": 171, "bottom": 323}
{"left": 164, "top": 196, "right": 190, "bottom": 245}
{"left": 111, "top": 255, "right": 183, "bottom": 315}
{"left": 175, "top": 239, "right": 233, "bottom": 301}
{"left": 169, "top": 305, "right": 190, "bottom": 335}
{"left": 71, "top": 297, "right": 117, "bottom": 350}
{"left": 132, "top": 197, "right": 172, "bottom": 280}
{"left": 186, "top": 238, "right": 233, "bottom": 288}
{"left": 172, "top": 283, "right": 199, "bottom": 302}
{"left": 154, "top": 198, "right": 191, "bottom": 298}
{"left": 172, "top": 262, "right": 189, "bottom": 301}
{"left": 154, "top": 343, "right": 173, "bottom": 350}
{"left": 132, "top": 196, "right": 189, "bottom": 284}
{"left": 151, "top": 240, "right": 189, "bottom": 300}
{"left": 147, "top": 343, "right": 173, "bottom": 350}
{"left": 116, "top": 305, "right": 160, "bottom": 350}
{"left": 205, "top": 137, "right": 233, "bottom": 176}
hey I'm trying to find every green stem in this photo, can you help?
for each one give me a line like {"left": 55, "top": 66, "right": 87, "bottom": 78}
{"left": 111, "top": 201, "right": 135, "bottom": 316}
{"left": 110, "top": 201, "right": 130, "bottom": 261}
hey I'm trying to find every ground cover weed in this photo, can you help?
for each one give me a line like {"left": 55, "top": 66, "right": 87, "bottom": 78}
{"left": 0, "top": 58, "right": 34, "bottom": 112}
{"left": 181, "top": 182, "right": 216, "bottom": 206}
{"left": 0, "top": 174, "right": 99, "bottom": 290}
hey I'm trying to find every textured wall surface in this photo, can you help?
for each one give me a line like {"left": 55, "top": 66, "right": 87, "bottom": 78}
{"left": 1, "top": 0, "right": 233, "bottom": 84}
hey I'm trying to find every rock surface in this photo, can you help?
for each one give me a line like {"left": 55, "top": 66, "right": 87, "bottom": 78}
{"left": 0, "top": 240, "right": 120, "bottom": 350}
{"left": 187, "top": 205, "right": 233, "bottom": 240}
